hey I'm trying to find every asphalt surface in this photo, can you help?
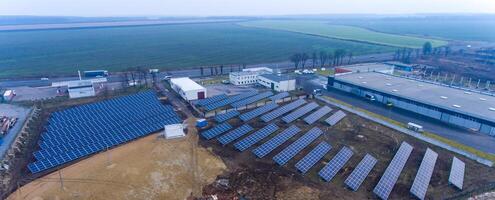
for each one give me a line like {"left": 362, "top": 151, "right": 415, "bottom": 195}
{"left": 300, "top": 75, "right": 495, "bottom": 154}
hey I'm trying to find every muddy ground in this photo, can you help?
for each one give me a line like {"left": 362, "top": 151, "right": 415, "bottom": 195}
{"left": 197, "top": 99, "right": 495, "bottom": 200}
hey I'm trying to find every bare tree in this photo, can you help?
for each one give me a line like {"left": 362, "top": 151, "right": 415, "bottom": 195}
{"left": 200, "top": 67, "right": 204, "bottom": 76}
{"left": 319, "top": 51, "right": 328, "bottom": 68}
{"left": 347, "top": 52, "right": 353, "bottom": 64}
{"left": 301, "top": 53, "right": 309, "bottom": 69}
{"left": 289, "top": 53, "right": 302, "bottom": 69}
{"left": 311, "top": 52, "right": 317, "bottom": 68}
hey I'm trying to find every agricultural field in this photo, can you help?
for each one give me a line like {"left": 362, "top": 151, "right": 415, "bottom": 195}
{"left": 0, "top": 22, "right": 394, "bottom": 79}
{"left": 239, "top": 20, "right": 447, "bottom": 48}
{"left": 327, "top": 16, "right": 495, "bottom": 42}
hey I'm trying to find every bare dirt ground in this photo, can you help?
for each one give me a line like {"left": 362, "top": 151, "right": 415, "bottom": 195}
{"left": 196, "top": 99, "right": 495, "bottom": 199}
{"left": 7, "top": 121, "right": 227, "bottom": 200}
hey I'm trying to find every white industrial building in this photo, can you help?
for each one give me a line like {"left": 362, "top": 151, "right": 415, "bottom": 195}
{"left": 258, "top": 74, "right": 296, "bottom": 92}
{"left": 170, "top": 77, "right": 206, "bottom": 101}
{"left": 229, "top": 68, "right": 272, "bottom": 86}
{"left": 68, "top": 80, "right": 95, "bottom": 99}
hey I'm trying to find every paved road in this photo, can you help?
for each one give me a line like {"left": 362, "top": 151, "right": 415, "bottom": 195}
{"left": 300, "top": 75, "right": 495, "bottom": 154}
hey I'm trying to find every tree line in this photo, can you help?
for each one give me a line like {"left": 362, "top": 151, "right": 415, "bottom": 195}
{"left": 394, "top": 42, "right": 452, "bottom": 63}
{"left": 289, "top": 49, "right": 352, "bottom": 69}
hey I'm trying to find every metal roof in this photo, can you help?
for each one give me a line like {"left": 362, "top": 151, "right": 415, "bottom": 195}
{"left": 259, "top": 74, "right": 294, "bottom": 82}
{"left": 170, "top": 77, "right": 205, "bottom": 91}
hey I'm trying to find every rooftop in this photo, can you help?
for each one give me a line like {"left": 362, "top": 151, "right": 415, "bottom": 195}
{"left": 170, "top": 77, "right": 205, "bottom": 91}
{"left": 67, "top": 80, "right": 93, "bottom": 88}
{"left": 230, "top": 71, "right": 267, "bottom": 76}
{"left": 340, "top": 63, "right": 395, "bottom": 74}
{"left": 259, "top": 73, "right": 294, "bottom": 82}
{"left": 336, "top": 72, "right": 495, "bottom": 123}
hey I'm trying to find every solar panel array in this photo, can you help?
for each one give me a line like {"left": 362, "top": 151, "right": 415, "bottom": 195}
{"left": 325, "top": 110, "right": 347, "bottom": 126}
{"left": 410, "top": 148, "right": 438, "bottom": 200}
{"left": 214, "top": 110, "right": 240, "bottom": 123}
{"left": 261, "top": 99, "right": 306, "bottom": 122}
{"left": 217, "top": 124, "right": 253, "bottom": 145}
{"left": 195, "top": 94, "right": 227, "bottom": 106}
{"left": 234, "top": 123, "right": 278, "bottom": 151}
{"left": 269, "top": 92, "right": 289, "bottom": 101}
{"left": 373, "top": 142, "right": 414, "bottom": 200}
{"left": 303, "top": 106, "right": 332, "bottom": 125}
{"left": 448, "top": 157, "right": 465, "bottom": 190}
{"left": 295, "top": 142, "right": 331, "bottom": 174}
{"left": 344, "top": 154, "right": 378, "bottom": 191}
{"left": 282, "top": 102, "right": 319, "bottom": 123}
{"left": 205, "top": 90, "right": 258, "bottom": 111}
{"left": 231, "top": 91, "right": 273, "bottom": 108}
{"left": 252, "top": 125, "right": 301, "bottom": 158}
{"left": 239, "top": 102, "right": 278, "bottom": 122}
{"left": 273, "top": 127, "right": 322, "bottom": 166}
{"left": 28, "top": 91, "right": 181, "bottom": 173}
{"left": 318, "top": 146, "right": 354, "bottom": 182}
{"left": 201, "top": 122, "right": 233, "bottom": 140}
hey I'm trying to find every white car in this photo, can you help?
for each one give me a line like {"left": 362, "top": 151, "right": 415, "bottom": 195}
{"left": 41, "top": 77, "right": 49, "bottom": 81}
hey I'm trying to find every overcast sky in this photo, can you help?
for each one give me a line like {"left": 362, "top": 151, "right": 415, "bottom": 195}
{"left": 1, "top": 0, "right": 494, "bottom": 17}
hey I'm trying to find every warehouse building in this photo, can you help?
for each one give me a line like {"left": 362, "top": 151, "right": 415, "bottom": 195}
{"left": 68, "top": 80, "right": 95, "bottom": 99}
{"left": 328, "top": 71, "right": 495, "bottom": 136}
{"left": 258, "top": 74, "right": 296, "bottom": 92}
{"left": 170, "top": 77, "right": 206, "bottom": 101}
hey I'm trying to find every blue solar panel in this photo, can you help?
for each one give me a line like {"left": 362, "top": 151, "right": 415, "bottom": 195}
{"left": 28, "top": 91, "right": 181, "bottom": 174}
{"left": 449, "top": 156, "right": 465, "bottom": 190}
{"left": 344, "top": 154, "right": 378, "bottom": 191}
{"left": 234, "top": 123, "right": 278, "bottom": 151}
{"left": 195, "top": 94, "right": 228, "bottom": 106}
{"left": 410, "top": 148, "right": 438, "bottom": 200}
{"left": 201, "top": 122, "right": 233, "bottom": 140}
{"left": 231, "top": 91, "right": 273, "bottom": 108}
{"left": 273, "top": 127, "right": 322, "bottom": 166}
{"left": 373, "top": 142, "right": 414, "bottom": 200}
{"left": 239, "top": 102, "right": 278, "bottom": 122}
{"left": 303, "top": 106, "right": 332, "bottom": 124}
{"left": 269, "top": 92, "right": 289, "bottom": 101}
{"left": 295, "top": 142, "right": 331, "bottom": 174}
{"left": 217, "top": 124, "right": 253, "bottom": 145}
{"left": 318, "top": 146, "right": 353, "bottom": 182}
{"left": 205, "top": 91, "right": 258, "bottom": 111}
{"left": 214, "top": 110, "right": 240, "bottom": 123}
{"left": 261, "top": 99, "right": 306, "bottom": 122}
{"left": 325, "top": 110, "right": 347, "bottom": 126}
{"left": 252, "top": 125, "right": 301, "bottom": 158}
{"left": 282, "top": 102, "right": 319, "bottom": 123}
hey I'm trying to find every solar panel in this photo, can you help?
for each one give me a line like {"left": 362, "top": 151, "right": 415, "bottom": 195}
{"left": 448, "top": 156, "right": 465, "bottom": 190}
{"left": 214, "top": 110, "right": 240, "bottom": 123}
{"left": 239, "top": 102, "right": 278, "bottom": 122}
{"left": 303, "top": 106, "right": 332, "bottom": 124}
{"left": 410, "top": 148, "right": 438, "bottom": 200}
{"left": 269, "top": 92, "right": 289, "bottom": 101}
{"left": 282, "top": 102, "right": 319, "bottom": 123}
{"left": 205, "top": 91, "right": 258, "bottom": 111}
{"left": 27, "top": 91, "right": 182, "bottom": 173}
{"left": 201, "top": 122, "right": 233, "bottom": 140}
{"left": 373, "top": 142, "right": 414, "bottom": 200}
{"left": 234, "top": 123, "right": 278, "bottom": 151}
{"left": 195, "top": 94, "right": 228, "bottom": 106}
{"left": 260, "top": 99, "right": 306, "bottom": 122}
{"left": 344, "top": 154, "right": 378, "bottom": 191}
{"left": 273, "top": 127, "right": 322, "bottom": 166}
{"left": 231, "top": 91, "right": 274, "bottom": 108}
{"left": 318, "top": 146, "right": 353, "bottom": 182}
{"left": 325, "top": 110, "right": 347, "bottom": 126}
{"left": 295, "top": 142, "right": 331, "bottom": 174}
{"left": 217, "top": 124, "right": 253, "bottom": 145}
{"left": 252, "top": 125, "right": 301, "bottom": 158}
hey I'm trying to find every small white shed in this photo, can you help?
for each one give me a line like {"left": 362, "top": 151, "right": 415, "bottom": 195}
{"left": 163, "top": 124, "right": 185, "bottom": 139}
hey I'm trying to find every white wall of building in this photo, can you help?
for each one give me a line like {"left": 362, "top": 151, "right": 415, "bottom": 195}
{"left": 68, "top": 81, "right": 95, "bottom": 99}
{"left": 229, "top": 72, "right": 259, "bottom": 85}
{"left": 257, "top": 76, "right": 296, "bottom": 92}
{"left": 170, "top": 77, "right": 207, "bottom": 101}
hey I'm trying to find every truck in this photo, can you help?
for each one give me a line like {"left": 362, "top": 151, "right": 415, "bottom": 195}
{"left": 84, "top": 70, "right": 108, "bottom": 78}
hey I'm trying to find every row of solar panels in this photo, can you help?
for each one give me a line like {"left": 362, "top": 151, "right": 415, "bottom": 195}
{"left": 203, "top": 121, "right": 466, "bottom": 200}
{"left": 196, "top": 91, "right": 290, "bottom": 111}
{"left": 29, "top": 91, "right": 182, "bottom": 174}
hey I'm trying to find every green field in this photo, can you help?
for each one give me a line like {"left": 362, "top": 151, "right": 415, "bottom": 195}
{"left": 0, "top": 23, "right": 394, "bottom": 78}
{"left": 239, "top": 20, "right": 447, "bottom": 48}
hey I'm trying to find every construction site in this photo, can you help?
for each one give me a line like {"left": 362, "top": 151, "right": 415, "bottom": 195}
{"left": 0, "top": 72, "right": 494, "bottom": 200}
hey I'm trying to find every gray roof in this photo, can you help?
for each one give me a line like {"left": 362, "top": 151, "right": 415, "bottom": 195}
{"left": 259, "top": 73, "right": 294, "bottom": 82}
{"left": 336, "top": 72, "right": 495, "bottom": 123}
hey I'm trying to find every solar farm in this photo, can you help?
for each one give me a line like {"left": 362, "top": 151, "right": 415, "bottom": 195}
{"left": 195, "top": 93, "right": 495, "bottom": 199}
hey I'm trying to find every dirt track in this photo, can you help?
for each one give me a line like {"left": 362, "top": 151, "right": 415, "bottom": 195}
{"left": 7, "top": 129, "right": 226, "bottom": 200}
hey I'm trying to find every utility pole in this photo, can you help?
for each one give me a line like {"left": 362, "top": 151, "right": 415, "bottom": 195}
{"left": 477, "top": 79, "right": 481, "bottom": 88}
{"left": 450, "top": 75, "right": 456, "bottom": 86}
{"left": 468, "top": 78, "right": 472, "bottom": 88}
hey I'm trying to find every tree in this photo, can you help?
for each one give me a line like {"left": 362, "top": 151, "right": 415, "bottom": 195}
{"left": 347, "top": 52, "right": 353, "bottom": 64}
{"left": 311, "top": 52, "right": 317, "bottom": 68}
{"left": 334, "top": 49, "right": 346, "bottom": 65}
{"left": 327, "top": 52, "right": 334, "bottom": 66}
{"left": 444, "top": 46, "right": 451, "bottom": 56}
{"left": 200, "top": 67, "right": 204, "bottom": 76}
{"left": 319, "top": 51, "right": 328, "bottom": 68}
{"left": 415, "top": 49, "right": 420, "bottom": 58}
{"left": 423, "top": 42, "right": 432, "bottom": 55}
{"left": 220, "top": 65, "right": 224, "bottom": 75}
{"left": 301, "top": 53, "right": 309, "bottom": 69}
{"left": 289, "top": 53, "right": 302, "bottom": 69}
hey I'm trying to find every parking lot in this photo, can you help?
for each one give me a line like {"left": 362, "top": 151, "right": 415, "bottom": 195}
{"left": 0, "top": 104, "right": 31, "bottom": 160}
